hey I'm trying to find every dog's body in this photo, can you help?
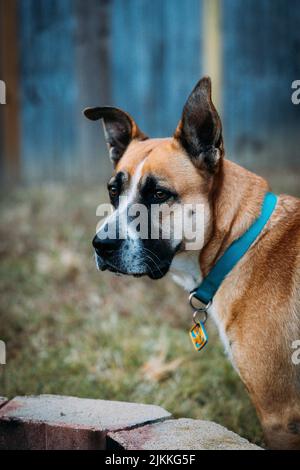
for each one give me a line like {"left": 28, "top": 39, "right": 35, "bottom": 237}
{"left": 170, "top": 160, "right": 300, "bottom": 449}
{"left": 85, "top": 78, "right": 300, "bottom": 449}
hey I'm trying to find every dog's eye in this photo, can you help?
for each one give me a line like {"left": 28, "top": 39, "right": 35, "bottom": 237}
{"left": 154, "top": 189, "right": 169, "bottom": 201}
{"left": 108, "top": 185, "right": 118, "bottom": 198}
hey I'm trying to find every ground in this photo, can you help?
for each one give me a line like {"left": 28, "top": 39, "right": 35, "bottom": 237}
{"left": 0, "top": 179, "right": 298, "bottom": 446}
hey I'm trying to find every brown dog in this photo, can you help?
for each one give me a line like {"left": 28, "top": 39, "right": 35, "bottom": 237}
{"left": 84, "top": 77, "right": 300, "bottom": 449}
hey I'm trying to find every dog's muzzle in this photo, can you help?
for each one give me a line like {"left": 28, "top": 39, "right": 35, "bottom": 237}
{"left": 92, "top": 233, "right": 175, "bottom": 279}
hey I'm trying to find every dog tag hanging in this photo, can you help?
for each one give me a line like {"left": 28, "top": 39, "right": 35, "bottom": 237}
{"left": 188, "top": 293, "right": 210, "bottom": 351}
{"left": 189, "top": 320, "right": 208, "bottom": 351}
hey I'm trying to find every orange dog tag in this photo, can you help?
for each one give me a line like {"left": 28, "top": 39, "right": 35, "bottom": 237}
{"left": 189, "top": 322, "right": 208, "bottom": 351}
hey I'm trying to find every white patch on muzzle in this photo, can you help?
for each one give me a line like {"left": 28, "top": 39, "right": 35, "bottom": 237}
{"left": 97, "top": 160, "right": 146, "bottom": 273}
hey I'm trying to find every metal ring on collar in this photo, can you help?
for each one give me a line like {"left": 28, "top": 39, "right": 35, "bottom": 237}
{"left": 189, "top": 292, "right": 212, "bottom": 312}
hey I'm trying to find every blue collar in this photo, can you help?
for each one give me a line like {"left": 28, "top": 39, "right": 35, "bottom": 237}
{"left": 190, "top": 192, "right": 278, "bottom": 306}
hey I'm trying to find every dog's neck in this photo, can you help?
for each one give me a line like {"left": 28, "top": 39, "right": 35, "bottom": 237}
{"left": 200, "top": 159, "right": 269, "bottom": 276}
{"left": 170, "top": 159, "right": 269, "bottom": 291}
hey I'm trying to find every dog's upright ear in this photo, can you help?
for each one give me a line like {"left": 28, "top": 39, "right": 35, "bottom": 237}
{"left": 83, "top": 106, "right": 147, "bottom": 166}
{"left": 174, "top": 77, "right": 223, "bottom": 173}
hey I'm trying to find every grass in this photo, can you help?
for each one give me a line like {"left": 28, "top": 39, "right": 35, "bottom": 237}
{"left": 2, "top": 177, "right": 298, "bottom": 448}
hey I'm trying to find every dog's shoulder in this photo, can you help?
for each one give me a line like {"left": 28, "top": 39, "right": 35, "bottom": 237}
{"left": 272, "top": 194, "right": 300, "bottom": 245}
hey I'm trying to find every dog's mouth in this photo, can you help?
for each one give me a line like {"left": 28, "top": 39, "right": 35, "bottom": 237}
{"left": 95, "top": 252, "right": 171, "bottom": 280}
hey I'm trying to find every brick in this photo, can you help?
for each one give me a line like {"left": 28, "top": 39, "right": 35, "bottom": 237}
{"left": 0, "top": 394, "right": 171, "bottom": 450}
{"left": 107, "top": 418, "right": 262, "bottom": 450}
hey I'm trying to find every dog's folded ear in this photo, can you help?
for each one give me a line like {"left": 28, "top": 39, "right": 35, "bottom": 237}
{"left": 83, "top": 106, "right": 147, "bottom": 165}
{"left": 174, "top": 77, "right": 223, "bottom": 173}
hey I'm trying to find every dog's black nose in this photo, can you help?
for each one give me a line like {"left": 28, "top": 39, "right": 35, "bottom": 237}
{"left": 92, "top": 233, "right": 122, "bottom": 255}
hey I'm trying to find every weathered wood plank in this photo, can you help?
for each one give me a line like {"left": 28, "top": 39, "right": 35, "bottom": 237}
{"left": 111, "top": 0, "right": 202, "bottom": 137}
{"left": 222, "top": 0, "right": 300, "bottom": 172}
{"left": 74, "top": 0, "right": 112, "bottom": 182}
{"left": 19, "top": 0, "right": 78, "bottom": 182}
{"left": 0, "top": 0, "right": 20, "bottom": 183}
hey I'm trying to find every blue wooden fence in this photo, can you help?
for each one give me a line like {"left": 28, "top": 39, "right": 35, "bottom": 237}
{"left": 2, "top": 0, "right": 299, "bottom": 183}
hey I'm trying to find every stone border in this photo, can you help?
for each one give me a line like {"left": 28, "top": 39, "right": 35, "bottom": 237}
{"left": 0, "top": 394, "right": 261, "bottom": 450}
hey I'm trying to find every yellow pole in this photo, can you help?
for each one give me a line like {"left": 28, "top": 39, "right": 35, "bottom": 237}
{"left": 202, "top": 0, "right": 222, "bottom": 114}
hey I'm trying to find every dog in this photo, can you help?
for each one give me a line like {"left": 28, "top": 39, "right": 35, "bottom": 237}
{"left": 84, "top": 77, "right": 300, "bottom": 449}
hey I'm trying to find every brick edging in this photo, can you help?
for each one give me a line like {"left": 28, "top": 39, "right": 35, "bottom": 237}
{"left": 0, "top": 394, "right": 262, "bottom": 450}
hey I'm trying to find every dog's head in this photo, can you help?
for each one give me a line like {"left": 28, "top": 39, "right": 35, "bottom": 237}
{"left": 84, "top": 77, "right": 223, "bottom": 279}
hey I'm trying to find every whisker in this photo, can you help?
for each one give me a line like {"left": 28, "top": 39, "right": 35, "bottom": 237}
{"left": 142, "top": 246, "right": 162, "bottom": 262}
{"left": 143, "top": 252, "right": 163, "bottom": 276}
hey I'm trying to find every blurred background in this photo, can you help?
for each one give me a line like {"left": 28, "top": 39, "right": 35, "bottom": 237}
{"left": 0, "top": 0, "right": 300, "bottom": 447}
{"left": 1, "top": 0, "right": 300, "bottom": 186}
